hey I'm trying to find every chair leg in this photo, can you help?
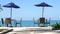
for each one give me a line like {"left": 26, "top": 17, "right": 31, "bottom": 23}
{"left": 16, "top": 23, "right": 17, "bottom": 27}
{"left": 20, "top": 23, "right": 22, "bottom": 27}
{"left": 15, "top": 23, "right": 17, "bottom": 27}
{"left": 38, "top": 24, "right": 40, "bottom": 27}
{"left": 10, "top": 23, "right": 12, "bottom": 27}
{"left": 48, "top": 23, "right": 50, "bottom": 26}
{"left": 7, "top": 24, "right": 8, "bottom": 27}
{"left": 34, "top": 23, "right": 35, "bottom": 27}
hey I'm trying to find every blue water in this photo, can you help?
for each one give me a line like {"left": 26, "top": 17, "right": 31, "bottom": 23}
{"left": 0, "top": 20, "right": 60, "bottom": 27}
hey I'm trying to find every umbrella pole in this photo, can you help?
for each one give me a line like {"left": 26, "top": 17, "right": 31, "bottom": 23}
{"left": 42, "top": 7, "right": 44, "bottom": 17}
{"left": 10, "top": 8, "right": 12, "bottom": 26}
{"left": 10, "top": 8, "right": 12, "bottom": 18}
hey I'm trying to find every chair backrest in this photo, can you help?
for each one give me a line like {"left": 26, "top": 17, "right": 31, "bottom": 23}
{"left": 39, "top": 17, "right": 45, "bottom": 24}
{"left": 1, "top": 18, "right": 4, "bottom": 24}
{"left": 33, "top": 17, "right": 36, "bottom": 24}
{"left": 5, "top": 18, "right": 11, "bottom": 24}
{"left": 20, "top": 18, "right": 22, "bottom": 23}
{"left": 19, "top": 18, "right": 22, "bottom": 27}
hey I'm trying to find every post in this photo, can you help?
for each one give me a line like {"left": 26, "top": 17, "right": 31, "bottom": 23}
{"left": 10, "top": 8, "right": 12, "bottom": 18}
{"left": 10, "top": 8, "right": 12, "bottom": 27}
{"left": 42, "top": 7, "right": 44, "bottom": 17}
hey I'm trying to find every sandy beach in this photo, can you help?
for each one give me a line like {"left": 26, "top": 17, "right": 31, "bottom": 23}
{"left": 0, "top": 26, "right": 60, "bottom": 34}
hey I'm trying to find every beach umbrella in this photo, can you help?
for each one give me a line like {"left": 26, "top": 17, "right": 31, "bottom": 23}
{"left": 3, "top": 2, "right": 20, "bottom": 18}
{"left": 35, "top": 2, "right": 52, "bottom": 17}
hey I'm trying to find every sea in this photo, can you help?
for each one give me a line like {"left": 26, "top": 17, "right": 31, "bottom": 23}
{"left": 0, "top": 20, "right": 60, "bottom": 27}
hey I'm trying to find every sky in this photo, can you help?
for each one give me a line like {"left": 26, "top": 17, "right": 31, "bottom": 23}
{"left": 0, "top": 0, "right": 60, "bottom": 20}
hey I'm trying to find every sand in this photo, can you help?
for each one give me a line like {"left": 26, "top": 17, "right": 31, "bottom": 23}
{"left": 0, "top": 26, "right": 60, "bottom": 34}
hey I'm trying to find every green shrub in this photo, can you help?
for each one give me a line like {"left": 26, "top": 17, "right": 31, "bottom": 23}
{"left": 51, "top": 22, "right": 60, "bottom": 28}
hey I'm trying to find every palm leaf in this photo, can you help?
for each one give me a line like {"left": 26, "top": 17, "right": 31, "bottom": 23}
{"left": 0, "top": 4, "right": 3, "bottom": 11}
